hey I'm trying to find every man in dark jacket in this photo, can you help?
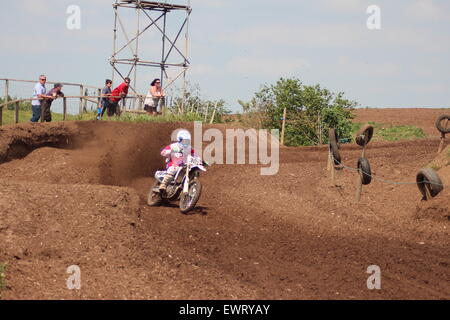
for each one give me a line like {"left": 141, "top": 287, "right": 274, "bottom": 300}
{"left": 41, "top": 83, "right": 64, "bottom": 122}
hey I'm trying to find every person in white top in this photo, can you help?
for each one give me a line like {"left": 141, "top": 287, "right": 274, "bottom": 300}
{"left": 144, "top": 79, "right": 165, "bottom": 116}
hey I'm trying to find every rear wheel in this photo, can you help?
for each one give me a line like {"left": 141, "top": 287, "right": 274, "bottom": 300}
{"left": 147, "top": 181, "right": 162, "bottom": 206}
{"left": 179, "top": 179, "right": 203, "bottom": 214}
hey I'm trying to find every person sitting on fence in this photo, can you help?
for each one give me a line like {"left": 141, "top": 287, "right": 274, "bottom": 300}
{"left": 97, "top": 79, "right": 112, "bottom": 120}
{"left": 150, "top": 78, "right": 165, "bottom": 115}
{"left": 109, "top": 77, "right": 130, "bottom": 117}
{"left": 30, "top": 75, "right": 53, "bottom": 123}
{"left": 40, "top": 83, "right": 64, "bottom": 122}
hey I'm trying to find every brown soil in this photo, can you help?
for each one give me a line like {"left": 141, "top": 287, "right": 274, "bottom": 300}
{"left": 354, "top": 108, "right": 449, "bottom": 137}
{"left": 0, "top": 109, "right": 449, "bottom": 300}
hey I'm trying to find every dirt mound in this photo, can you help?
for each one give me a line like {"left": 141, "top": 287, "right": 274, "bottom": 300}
{"left": 0, "top": 120, "right": 449, "bottom": 299}
{"left": 0, "top": 180, "right": 141, "bottom": 299}
{"left": 0, "top": 122, "right": 77, "bottom": 163}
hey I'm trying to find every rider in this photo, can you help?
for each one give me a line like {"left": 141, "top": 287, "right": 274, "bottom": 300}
{"left": 159, "top": 129, "right": 195, "bottom": 192}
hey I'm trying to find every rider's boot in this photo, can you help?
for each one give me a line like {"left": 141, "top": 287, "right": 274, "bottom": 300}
{"left": 159, "top": 173, "right": 173, "bottom": 192}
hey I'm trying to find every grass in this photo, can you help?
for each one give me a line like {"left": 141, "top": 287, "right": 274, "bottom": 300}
{"left": 0, "top": 264, "right": 6, "bottom": 299}
{"left": 0, "top": 109, "right": 206, "bottom": 126}
{"left": 352, "top": 121, "right": 426, "bottom": 142}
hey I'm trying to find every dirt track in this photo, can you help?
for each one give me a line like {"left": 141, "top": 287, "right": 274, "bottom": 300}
{"left": 0, "top": 109, "right": 449, "bottom": 300}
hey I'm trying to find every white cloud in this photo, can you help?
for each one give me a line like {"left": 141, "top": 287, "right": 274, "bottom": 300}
{"left": 188, "top": 64, "right": 217, "bottom": 75}
{"left": 336, "top": 56, "right": 401, "bottom": 77}
{"left": 221, "top": 22, "right": 450, "bottom": 52}
{"left": 19, "top": 0, "right": 53, "bottom": 16}
{"left": 191, "top": 0, "right": 227, "bottom": 8}
{"left": 318, "top": 0, "right": 367, "bottom": 13}
{"left": 225, "top": 56, "right": 309, "bottom": 77}
{"left": 405, "top": 0, "right": 445, "bottom": 21}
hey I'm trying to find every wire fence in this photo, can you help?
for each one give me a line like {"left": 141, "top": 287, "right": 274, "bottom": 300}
{"left": 330, "top": 150, "right": 445, "bottom": 187}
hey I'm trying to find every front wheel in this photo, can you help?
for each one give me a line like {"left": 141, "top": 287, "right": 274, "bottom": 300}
{"left": 147, "top": 181, "right": 162, "bottom": 206}
{"left": 179, "top": 179, "right": 202, "bottom": 214}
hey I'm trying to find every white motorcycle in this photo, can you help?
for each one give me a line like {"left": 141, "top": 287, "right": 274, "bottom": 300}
{"left": 147, "top": 155, "right": 207, "bottom": 214}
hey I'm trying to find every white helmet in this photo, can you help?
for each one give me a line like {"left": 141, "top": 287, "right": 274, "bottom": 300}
{"left": 176, "top": 129, "right": 191, "bottom": 147}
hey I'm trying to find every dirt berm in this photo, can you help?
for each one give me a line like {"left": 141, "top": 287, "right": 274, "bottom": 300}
{"left": 0, "top": 120, "right": 448, "bottom": 299}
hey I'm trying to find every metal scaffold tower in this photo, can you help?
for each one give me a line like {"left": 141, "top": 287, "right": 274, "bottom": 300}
{"left": 109, "top": 0, "right": 191, "bottom": 106}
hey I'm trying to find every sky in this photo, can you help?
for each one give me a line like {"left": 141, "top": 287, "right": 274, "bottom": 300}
{"left": 1, "top": 0, "right": 449, "bottom": 112}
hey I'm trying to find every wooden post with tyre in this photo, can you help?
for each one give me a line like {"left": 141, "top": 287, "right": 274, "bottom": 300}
{"left": 355, "top": 157, "right": 372, "bottom": 202}
{"left": 436, "top": 114, "right": 449, "bottom": 154}
{"left": 354, "top": 124, "right": 374, "bottom": 202}
{"left": 416, "top": 168, "right": 443, "bottom": 201}
{"left": 328, "top": 128, "right": 341, "bottom": 186}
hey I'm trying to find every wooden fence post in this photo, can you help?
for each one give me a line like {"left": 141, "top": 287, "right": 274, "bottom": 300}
{"left": 63, "top": 97, "right": 67, "bottom": 121}
{"left": 281, "top": 107, "right": 287, "bottom": 146}
{"left": 210, "top": 102, "right": 218, "bottom": 124}
{"left": 15, "top": 101, "right": 20, "bottom": 124}
{"left": 355, "top": 171, "right": 363, "bottom": 202}
{"left": 204, "top": 103, "right": 210, "bottom": 122}
{"left": 79, "top": 85, "right": 84, "bottom": 115}
{"left": 438, "top": 133, "right": 446, "bottom": 154}
{"left": 4, "top": 79, "right": 9, "bottom": 106}
{"left": 0, "top": 106, "right": 2, "bottom": 127}
{"left": 437, "top": 118, "right": 448, "bottom": 154}
{"left": 97, "top": 89, "right": 102, "bottom": 106}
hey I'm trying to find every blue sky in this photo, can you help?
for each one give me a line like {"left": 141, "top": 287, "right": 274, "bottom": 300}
{"left": 1, "top": 0, "right": 449, "bottom": 112}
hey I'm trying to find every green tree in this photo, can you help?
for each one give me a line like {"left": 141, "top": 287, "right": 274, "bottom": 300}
{"left": 239, "top": 78, "right": 357, "bottom": 146}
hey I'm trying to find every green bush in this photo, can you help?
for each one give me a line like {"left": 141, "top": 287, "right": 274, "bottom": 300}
{"left": 0, "top": 96, "right": 32, "bottom": 111}
{"left": 239, "top": 78, "right": 357, "bottom": 146}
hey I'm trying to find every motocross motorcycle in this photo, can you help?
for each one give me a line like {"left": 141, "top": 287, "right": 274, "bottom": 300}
{"left": 147, "top": 155, "right": 207, "bottom": 214}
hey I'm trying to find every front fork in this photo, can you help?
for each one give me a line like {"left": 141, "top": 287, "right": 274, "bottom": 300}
{"left": 183, "top": 167, "right": 190, "bottom": 194}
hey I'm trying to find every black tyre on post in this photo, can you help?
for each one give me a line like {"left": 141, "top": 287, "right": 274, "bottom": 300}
{"left": 435, "top": 114, "right": 450, "bottom": 134}
{"left": 416, "top": 168, "right": 444, "bottom": 200}
{"left": 356, "top": 124, "right": 374, "bottom": 147}
{"left": 180, "top": 179, "right": 203, "bottom": 214}
{"left": 328, "top": 128, "right": 341, "bottom": 165}
{"left": 147, "top": 180, "right": 162, "bottom": 206}
{"left": 357, "top": 157, "right": 372, "bottom": 185}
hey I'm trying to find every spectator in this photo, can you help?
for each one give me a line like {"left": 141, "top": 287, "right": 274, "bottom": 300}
{"left": 30, "top": 75, "right": 51, "bottom": 122}
{"left": 144, "top": 83, "right": 155, "bottom": 116}
{"left": 40, "top": 83, "right": 64, "bottom": 122}
{"left": 150, "top": 78, "right": 165, "bottom": 114}
{"left": 97, "top": 79, "right": 112, "bottom": 120}
{"left": 109, "top": 77, "right": 130, "bottom": 117}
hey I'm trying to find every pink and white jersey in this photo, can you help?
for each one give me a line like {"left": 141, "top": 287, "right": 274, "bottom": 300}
{"left": 161, "top": 142, "right": 195, "bottom": 168}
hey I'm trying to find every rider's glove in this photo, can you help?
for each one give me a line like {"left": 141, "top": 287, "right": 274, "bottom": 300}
{"left": 202, "top": 160, "right": 210, "bottom": 167}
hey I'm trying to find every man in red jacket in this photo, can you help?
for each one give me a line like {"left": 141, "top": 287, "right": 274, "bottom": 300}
{"left": 108, "top": 77, "right": 130, "bottom": 116}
